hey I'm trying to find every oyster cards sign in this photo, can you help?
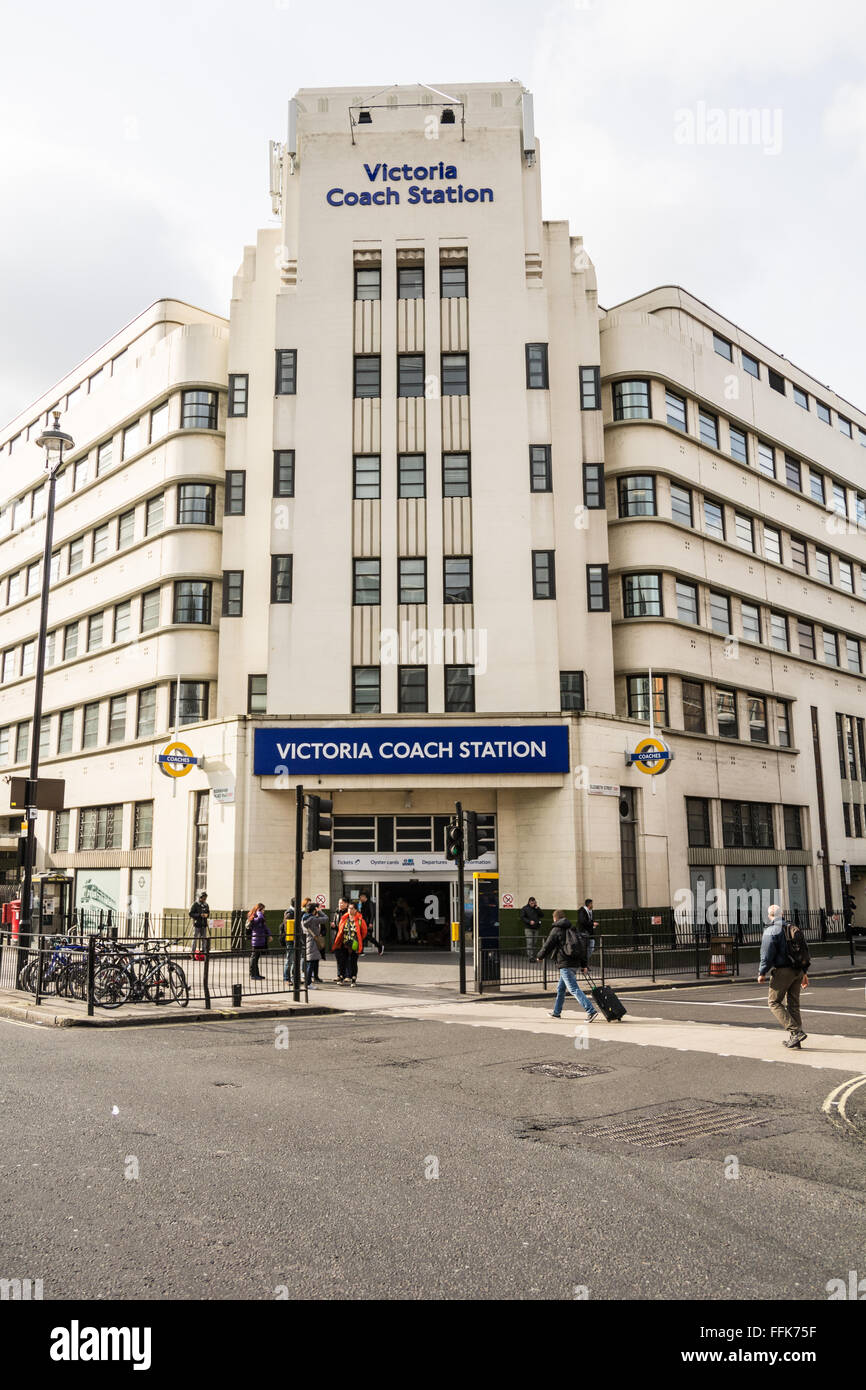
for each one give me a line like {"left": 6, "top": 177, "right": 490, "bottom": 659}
{"left": 253, "top": 726, "right": 568, "bottom": 777}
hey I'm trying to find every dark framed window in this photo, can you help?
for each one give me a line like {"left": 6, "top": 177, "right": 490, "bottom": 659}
{"left": 713, "top": 333, "right": 732, "bottom": 361}
{"left": 709, "top": 592, "right": 731, "bottom": 635}
{"left": 354, "top": 266, "right": 381, "bottom": 300}
{"left": 273, "top": 450, "right": 295, "bottom": 497}
{"left": 703, "top": 497, "right": 725, "bottom": 539}
{"left": 783, "top": 806, "right": 803, "bottom": 850}
{"left": 352, "top": 667, "right": 380, "bottom": 713}
{"left": 53, "top": 809, "right": 71, "bottom": 853}
{"left": 193, "top": 789, "right": 209, "bottom": 895}
{"left": 809, "top": 469, "right": 825, "bottom": 504}
{"left": 275, "top": 350, "right": 297, "bottom": 395}
{"left": 441, "top": 353, "right": 469, "bottom": 396}
{"left": 247, "top": 675, "right": 267, "bottom": 714}
{"left": 226, "top": 470, "right": 246, "bottom": 515}
{"left": 78, "top": 805, "right": 121, "bottom": 851}
{"left": 763, "top": 524, "right": 781, "bottom": 564}
{"left": 440, "top": 264, "right": 467, "bottom": 298}
{"left": 729, "top": 425, "right": 748, "bottom": 463}
{"left": 742, "top": 352, "right": 760, "bottom": 379}
{"left": 816, "top": 400, "right": 831, "bottom": 424}
{"left": 721, "top": 800, "right": 774, "bottom": 849}
{"left": 169, "top": 680, "right": 209, "bottom": 727}
{"left": 741, "top": 602, "right": 761, "bottom": 644}
{"left": 627, "top": 674, "right": 667, "bottom": 725}
{"left": 173, "top": 581, "right": 212, "bottom": 625}
{"left": 814, "top": 548, "right": 831, "bottom": 584}
{"left": 785, "top": 454, "right": 801, "bottom": 491}
{"left": 716, "top": 688, "right": 739, "bottom": 739}
{"left": 790, "top": 536, "right": 808, "bottom": 572}
{"left": 57, "top": 709, "right": 74, "bottom": 754}
{"left": 136, "top": 686, "right": 157, "bottom": 738}
{"left": 682, "top": 680, "right": 706, "bottom": 733}
{"left": 846, "top": 636, "right": 861, "bottom": 673}
{"left": 222, "top": 570, "right": 244, "bottom": 617}
{"left": 228, "top": 374, "right": 248, "bottom": 417}
{"left": 747, "top": 694, "right": 768, "bottom": 743}
{"left": 583, "top": 462, "right": 604, "bottom": 508}
{"left": 586, "top": 564, "right": 609, "bottom": 612}
{"left": 613, "top": 379, "right": 650, "bottom": 420}
{"left": 776, "top": 701, "right": 791, "bottom": 748}
{"left": 177, "top": 484, "right": 216, "bottom": 526}
{"left": 756, "top": 440, "right": 775, "bottom": 477}
{"left": 63, "top": 621, "right": 78, "bottom": 661}
{"left": 560, "top": 671, "right": 586, "bottom": 711}
{"left": 823, "top": 629, "right": 838, "bottom": 666}
{"left": 525, "top": 343, "right": 549, "bottom": 389}
{"left": 686, "top": 798, "right": 712, "bottom": 847}
{"left": 622, "top": 573, "right": 661, "bottom": 617}
{"left": 398, "top": 557, "right": 426, "bottom": 604}
{"left": 398, "top": 666, "right": 427, "bottom": 713}
{"left": 353, "top": 559, "right": 380, "bottom": 606}
{"left": 670, "top": 484, "right": 693, "bottom": 527}
{"left": 769, "top": 612, "right": 788, "bottom": 651}
{"left": 398, "top": 454, "right": 425, "bottom": 498}
{"left": 579, "top": 366, "right": 601, "bottom": 409}
{"left": 398, "top": 354, "right": 425, "bottom": 397}
{"left": 530, "top": 445, "right": 552, "bottom": 492}
{"left": 768, "top": 369, "right": 786, "bottom": 395}
{"left": 444, "top": 556, "right": 472, "bottom": 604}
{"left": 618, "top": 475, "right": 656, "bottom": 517}
{"left": 734, "top": 512, "right": 754, "bottom": 551}
{"left": 354, "top": 355, "right": 380, "bottom": 398}
{"left": 699, "top": 409, "right": 719, "bottom": 449}
{"left": 181, "top": 390, "right": 218, "bottom": 429}
{"left": 676, "top": 580, "right": 698, "bottom": 624}
{"left": 445, "top": 665, "right": 475, "bottom": 713}
{"left": 270, "top": 555, "right": 293, "bottom": 603}
{"left": 133, "top": 801, "right": 153, "bottom": 850}
{"left": 353, "top": 455, "right": 380, "bottom": 499}
{"left": 532, "top": 550, "right": 555, "bottom": 599}
{"left": 398, "top": 265, "right": 424, "bottom": 299}
{"left": 797, "top": 620, "right": 815, "bottom": 660}
{"left": 665, "top": 390, "right": 687, "bottom": 431}
{"left": 443, "top": 453, "right": 470, "bottom": 496}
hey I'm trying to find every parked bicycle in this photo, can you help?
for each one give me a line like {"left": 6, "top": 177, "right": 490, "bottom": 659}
{"left": 17, "top": 936, "right": 88, "bottom": 999}
{"left": 93, "top": 941, "right": 189, "bottom": 1009}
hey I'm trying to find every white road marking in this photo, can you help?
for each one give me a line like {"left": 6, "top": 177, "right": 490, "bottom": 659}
{"left": 621, "top": 999, "right": 864, "bottom": 1020}
{"left": 822, "top": 1074, "right": 866, "bottom": 1128}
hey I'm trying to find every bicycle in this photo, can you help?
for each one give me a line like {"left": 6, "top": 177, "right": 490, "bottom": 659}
{"left": 95, "top": 942, "right": 189, "bottom": 1009}
{"left": 18, "top": 936, "right": 88, "bottom": 999}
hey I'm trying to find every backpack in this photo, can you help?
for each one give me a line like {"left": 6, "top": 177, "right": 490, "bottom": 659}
{"left": 783, "top": 920, "right": 810, "bottom": 972}
{"left": 562, "top": 925, "right": 588, "bottom": 967}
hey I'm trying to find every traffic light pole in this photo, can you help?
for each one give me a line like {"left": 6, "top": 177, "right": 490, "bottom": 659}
{"left": 456, "top": 800, "right": 466, "bottom": 995}
{"left": 292, "top": 784, "right": 303, "bottom": 1002}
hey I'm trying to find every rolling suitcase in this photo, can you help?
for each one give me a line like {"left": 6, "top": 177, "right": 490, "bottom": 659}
{"left": 584, "top": 972, "right": 627, "bottom": 1021}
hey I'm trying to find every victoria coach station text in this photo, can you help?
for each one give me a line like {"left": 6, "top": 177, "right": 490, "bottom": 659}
{"left": 326, "top": 162, "right": 494, "bottom": 207}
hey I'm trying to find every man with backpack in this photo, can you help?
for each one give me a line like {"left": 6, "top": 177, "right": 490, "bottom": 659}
{"left": 537, "top": 909, "right": 599, "bottom": 1022}
{"left": 758, "top": 903, "right": 810, "bottom": 1048}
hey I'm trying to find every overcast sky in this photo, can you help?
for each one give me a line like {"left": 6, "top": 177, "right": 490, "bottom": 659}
{"left": 3, "top": 0, "right": 866, "bottom": 427}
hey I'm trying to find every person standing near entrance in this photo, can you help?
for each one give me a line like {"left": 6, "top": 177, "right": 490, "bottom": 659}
{"left": 521, "top": 897, "right": 543, "bottom": 960}
{"left": 333, "top": 901, "right": 367, "bottom": 986}
{"left": 758, "top": 903, "right": 810, "bottom": 1048}
{"left": 189, "top": 892, "right": 210, "bottom": 950}
{"left": 301, "top": 901, "right": 325, "bottom": 989}
{"left": 331, "top": 897, "right": 349, "bottom": 982}
{"left": 358, "top": 891, "right": 384, "bottom": 955}
{"left": 246, "top": 903, "right": 270, "bottom": 980}
{"left": 577, "top": 899, "right": 597, "bottom": 961}
{"left": 537, "top": 909, "right": 598, "bottom": 1022}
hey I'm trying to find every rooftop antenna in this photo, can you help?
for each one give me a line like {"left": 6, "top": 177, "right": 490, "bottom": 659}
{"left": 268, "top": 140, "right": 283, "bottom": 215}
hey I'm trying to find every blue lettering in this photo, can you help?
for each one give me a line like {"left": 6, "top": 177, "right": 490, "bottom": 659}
{"left": 344, "top": 191, "right": 358, "bottom": 205}
{"left": 444, "top": 165, "right": 457, "bottom": 178}
{"left": 363, "top": 163, "right": 381, "bottom": 181}
{"left": 407, "top": 185, "right": 421, "bottom": 204}
{"left": 372, "top": 190, "right": 385, "bottom": 204}
{"left": 464, "top": 188, "right": 478, "bottom": 202}
{"left": 386, "top": 187, "right": 399, "bottom": 204}
{"left": 433, "top": 189, "right": 445, "bottom": 203}
{"left": 326, "top": 188, "right": 344, "bottom": 205}
{"left": 359, "top": 191, "right": 372, "bottom": 205}
{"left": 480, "top": 188, "right": 493, "bottom": 202}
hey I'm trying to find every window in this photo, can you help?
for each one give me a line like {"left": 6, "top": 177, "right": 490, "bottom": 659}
{"left": 57, "top": 709, "right": 74, "bottom": 755}
{"left": 226, "top": 470, "right": 246, "bottom": 515}
{"left": 525, "top": 343, "right": 549, "bottom": 389}
{"left": 716, "top": 688, "right": 738, "bottom": 739}
{"left": 228, "top": 374, "right": 249, "bottom": 417}
{"left": 53, "top": 809, "right": 71, "bottom": 853}
{"left": 136, "top": 686, "right": 157, "bottom": 738}
{"left": 839, "top": 415, "right": 853, "bottom": 439}
{"left": 790, "top": 536, "right": 808, "bottom": 573}
{"left": 741, "top": 602, "right": 761, "bottom": 643}
{"left": 19, "top": 640, "right": 34, "bottom": 677}
{"left": 90, "top": 523, "right": 110, "bottom": 563}
{"left": 676, "top": 580, "right": 698, "bottom": 624}
{"left": 763, "top": 525, "right": 781, "bottom": 564}
{"left": 82, "top": 702, "right": 100, "bottom": 748}
{"left": 713, "top": 333, "right": 732, "bottom": 360}
{"left": 783, "top": 806, "right": 803, "bottom": 850}
{"left": 442, "top": 353, "right": 469, "bottom": 395}
{"left": 68, "top": 537, "right": 84, "bottom": 574}
{"left": 444, "top": 557, "right": 472, "bottom": 604}
{"left": 146, "top": 494, "right": 164, "bottom": 534}
{"left": 118, "top": 509, "right": 135, "bottom": 548}
{"left": 193, "top": 789, "right": 209, "bottom": 896}
{"left": 532, "top": 551, "right": 556, "bottom": 599}
{"left": 150, "top": 400, "right": 169, "bottom": 442}
{"left": 623, "top": 573, "right": 661, "bottom": 617}
{"left": 0, "top": 726, "right": 8, "bottom": 762}
{"left": 785, "top": 454, "right": 801, "bottom": 491}
{"left": 846, "top": 637, "right": 861, "bottom": 673}
{"left": 122, "top": 420, "right": 141, "bottom": 458}
{"left": 353, "top": 559, "right": 380, "bottom": 606}
{"left": 734, "top": 512, "right": 754, "bottom": 551}
{"left": 398, "top": 454, "right": 425, "bottom": 498}
{"left": 831, "top": 482, "right": 847, "bottom": 517}
{"left": 440, "top": 265, "right": 467, "bottom": 298}
{"left": 352, "top": 455, "right": 380, "bottom": 500}
{"left": 530, "top": 445, "right": 552, "bottom": 492}
{"left": 583, "top": 462, "right": 604, "bottom": 508}
{"left": 445, "top": 665, "right": 475, "bottom": 713}
{"left": 686, "top": 798, "right": 711, "bottom": 847}
{"left": 443, "top": 453, "right": 470, "bottom": 497}
{"left": 747, "top": 694, "right": 768, "bottom": 743}
{"left": 270, "top": 556, "right": 292, "bottom": 604}
{"left": 770, "top": 612, "right": 788, "bottom": 651}
{"left": 627, "top": 674, "right": 667, "bottom": 725}
{"left": 15, "top": 721, "right": 30, "bottom": 763}
{"left": 398, "top": 666, "right": 427, "bottom": 713}
{"left": 580, "top": 366, "right": 601, "bottom": 410}
{"left": 682, "top": 680, "right": 705, "bottom": 734}
{"left": 665, "top": 390, "right": 687, "bottom": 431}
{"left": 87, "top": 613, "right": 103, "bottom": 652}
{"left": 63, "top": 622, "right": 79, "bottom": 660}
{"left": 248, "top": 674, "right": 267, "bottom": 714}
{"left": 797, "top": 620, "right": 815, "bottom": 660}
{"left": 729, "top": 425, "right": 748, "bottom": 463}
{"left": 26, "top": 561, "right": 40, "bottom": 594}
{"left": 169, "top": 681, "right": 209, "bottom": 726}
{"left": 397, "top": 265, "right": 424, "bottom": 299}
{"left": 776, "top": 701, "right": 791, "bottom": 748}
{"left": 133, "top": 801, "right": 153, "bottom": 849}
{"left": 273, "top": 450, "right": 295, "bottom": 498}
{"left": 38, "top": 715, "right": 51, "bottom": 757}
{"left": 114, "top": 601, "right": 131, "bottom": 643}
{"left": 742, "top": 352, "right": 760, "bottom": 379}
{"left": 399, "top": 557, "right": 427, "bottom": 604}
{"left": 355, "top": 266, "right": 381, "bottom": 300}
{"left": 354, "top": 355, "right": 380, "bottom": 397}
{"left": 815, "top": 548, "right": 831, "bottom": 584}
{"left": 756, "top": 440, "right": 775, "bottom": 477}
{"left": 709, "top": 592, "right": 731, "bottom": 635}
{"left": 613, "top": 379, "right": 650, "bottom": 419}
{"left": 816, "top": 400, "right": 831, "bottom": 424}
{"left": 586, "top": 564, "right": 609, "bottom": 612}
{"left": 96, "top": 439, "right": 113, "bottom": 476}
{"left": 703, "top": 498, "right": 725, "bottom": 540}
{"left": 1, "top": 649, "right": 16, "bottom": 683}
{"left": 823, "top": 629, "right": 839, "bottom": 666}
{"left": 618, "top": 475, "right": 656, "bottom": 517}
{"left": 78, "top": 805, "right": 121, "bottom": 851}
{"left": 173, "top": 580, "right": 212, "bottom": 624}
{"left": 398, "top": 354, "right": 425, "bottom": 397}
{"left": 275, "top": 351, "right": 297, "bottom": 396}
{"left": 809, "top": 469, "right": 825, "bottom": 504}
{"left": 699, "top": 410, "right": 719, "bottom": 449}
{"left": 839, "top": 558, "right": 854, "bottom": 593}
{"left": 722, "top": 801, "right": 775, "bottom": 848}
{"left": 45, "top": 630, "right": 57, "bottom": 667}
{"left": 670, "top": 484, "right": 693, "bottom": 527}
{"left": 178, "top": 484, "right": 216, "bottom": 526}
{"left": 74, "top": 455, "right": 91, "bottom": 489}
{"left": 352, "top": 667, "right": 380, "bottom": 714}
{"left": 108, "top": 695, "right": 127, "bottom": 744}
{"left": 843, "top": 803, "right": 852, "bottom": 836}
{"left": 768, "top": 369, "right": 786, "bottom": 395}
{"left": 560, "top": 671, "right": 585, "bottom": 711}
{"left": 141, "top": 588, "right": 160, "bottom": 632}
{"left": 793, "top": 385, "right": 809, "bottom": 410}
{"left": 181, "top": 389, "right": 218, "bottom": 428}
{"left": 222, "top": 571, "right": 244, "bottom": 617}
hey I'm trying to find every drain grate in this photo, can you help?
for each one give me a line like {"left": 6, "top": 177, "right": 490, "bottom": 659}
{"left": 573, "top": 1100, "right": 772, "bottom": 1150}
{"left": 523, "top": 1062, "right": 608, "bottom": 1080}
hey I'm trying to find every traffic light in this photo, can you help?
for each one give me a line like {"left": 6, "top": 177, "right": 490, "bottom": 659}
{"left": 446, "top": 817, "right": 464, "bottom": 862}
{"left": 305, "top": 795, "right": 333, "bottom": 851}
{"left": 464, "top": 811, "right": 479, "bottom": 861}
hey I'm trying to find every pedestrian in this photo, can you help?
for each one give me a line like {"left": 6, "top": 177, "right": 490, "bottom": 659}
{"left": 282, "top": 898, "right": 296, "bottom": 982}
{"left": 757, "top": 903, "right": 810, "bottom": 1048}
{"left": 333, "top": 901, "right": 367, "bottom": 987}
{"left": 245, "top": 902, "right": 270, "bottom": 980}
{"left": 331, "top": 898, "right": 349, "bottom": 981}
{"left": 393, "top": 896, "right": 411, "bottom": 945}
{"left": 301, "top": 901, "right": 325, "bottom": 989}
{"left": 537, "top": 909, "right": 598, "bottom": 1022}
{"left": 577, "top": 898, "right": 597, "bottom": 961}
{"left": 358, "top": 890, "right": 385, "bottom": 955}
{"left": 521, "top": 897, "right": 543, "bottom": 960}
{"left": 309, "top": 901, "right": 328, "bottom": 981}
{"left": 189, "top": 891, "right": 210, "bottom": 951}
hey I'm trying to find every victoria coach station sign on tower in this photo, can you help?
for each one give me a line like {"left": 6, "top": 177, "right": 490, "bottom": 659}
{"left": 253, "top": 726, "right": 570, "bottom": 777}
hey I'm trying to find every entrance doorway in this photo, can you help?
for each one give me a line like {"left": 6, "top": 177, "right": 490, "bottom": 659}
{"left": 377, "top": 881, "right": 451, "bottom": 950}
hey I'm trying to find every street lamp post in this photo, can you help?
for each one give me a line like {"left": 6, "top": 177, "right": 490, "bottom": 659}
{"left": 18, "top": 412, "right": 74, "bottom": 958}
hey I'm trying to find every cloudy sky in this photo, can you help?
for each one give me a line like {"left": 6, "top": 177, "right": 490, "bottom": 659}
{"left": 2, "top": 0, "right": 866, "bottom": 426}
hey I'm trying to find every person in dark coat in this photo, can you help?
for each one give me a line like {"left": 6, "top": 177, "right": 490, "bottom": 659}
{"left": 537, "top": 909, "right": 598, "bottom": 1022}
{"left": 520, "top": 898, "right": 543, "bottom": 960}
{"left": 359, "top": 891, "right": 384, "bottom": 955}
{"left": 577, "top": 899, "right": 597, "bottom": 961}
{"left": 245, "top": 903, "right": 270, "bottom": 980}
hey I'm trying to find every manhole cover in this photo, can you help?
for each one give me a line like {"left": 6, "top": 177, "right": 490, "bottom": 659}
{"left": 574, "top": 1100, "right": 772, "bottom": 1149}
{"left": 523, "top": 1062, "right": 608, "bottom": 1079}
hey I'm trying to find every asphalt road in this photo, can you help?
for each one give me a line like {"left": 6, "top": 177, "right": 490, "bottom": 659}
{"left": 1, "top": 995, "right": 864, "bottom": 1302}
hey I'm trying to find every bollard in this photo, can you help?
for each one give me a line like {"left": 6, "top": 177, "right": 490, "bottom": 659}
{"left": 34, "top": 934, "right": 44, "bottom": 1007}
{"left": 86, "top": 936, "right": 96, "bottom": 1017}
{"left": 202, "top": 939, "right": 211, "bottom": 1010}
{"left": 232, "top": 983, "right": 242, "bottom": 1007}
